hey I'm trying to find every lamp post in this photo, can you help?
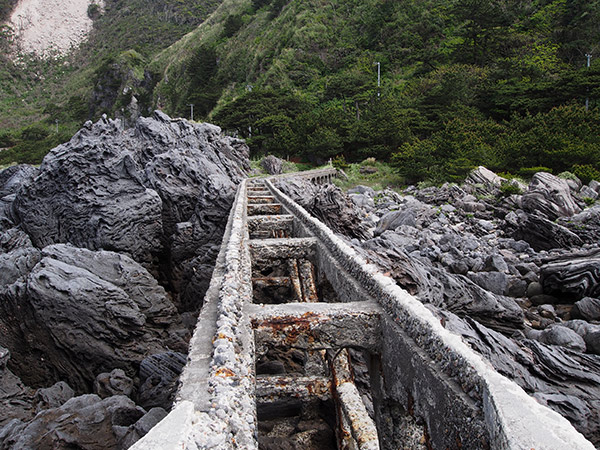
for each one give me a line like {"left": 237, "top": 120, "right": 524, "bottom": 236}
{"left": 585, "top": 54, "right": 592, "bottom": 111}
{"left": 375, "top": 62, "right": 380, "bottom": 97}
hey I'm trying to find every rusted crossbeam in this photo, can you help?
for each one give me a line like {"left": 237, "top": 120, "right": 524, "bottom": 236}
{"left": 255, "top": 375, "right": 332, "bottom": 402}
{"left": 248, "top": 203, "right": 283, "bottom": 215}
{"left": 249, "top": 237, "right": 317, "bottom": 261}
{"left": 248, "top": 301, "right": 382, "bottom": 353}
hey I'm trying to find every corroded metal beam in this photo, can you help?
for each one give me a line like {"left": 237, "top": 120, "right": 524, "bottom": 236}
{"left": 256, "top": 375, "right": 332, "bottom": 402}
{"left": 247, "top": 203, "right": 283, "bottom": 215}
{"left": 249, "top": 237, "right": 317, "bottom": 261}
{"left": 248, "top": 301, "right": 382, "bottom": 353}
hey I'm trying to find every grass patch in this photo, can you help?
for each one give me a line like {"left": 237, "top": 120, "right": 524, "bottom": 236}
{"left": 334, "top": 159, "right": 403, "bottom": 191}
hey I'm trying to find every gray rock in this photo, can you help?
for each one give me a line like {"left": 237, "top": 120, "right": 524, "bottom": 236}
{"left": 467, "top": 271, "right": 507, "bottom": 295}
{"left": 506, "top": 277, "right": 527, "bottom": 298}
{"left": 138, "top": 352, "right": 186, "bottom": 410}
{"left": 0, "top": 394, "right": 145, "bottom": 449}
{"left": 118, "top": 407, "right": 168, "bottom": 449}
{"left": 541, "top": 252, "right": 600, "bottom": 301}
{"left": 538, "top": 326, "right": 587, "bottom": 351}
{"left": 538, "top": 304, "right": 556, "bottom": 319}
{"left": 0, "top": 348, "right": 36, "bottom": 427}
{"left": 94, "top": 369, "right": 134, "bottom": 399}
{"left": 527, "top": 281, "right": 544, "bottom": 298}
{"left": 374, "top": 201, "right": 436, "bottom": 234}
{"left": 589, "top": 180, "right": 600, "bottom": 194}
{"left": 464, "top": 166, "right": 504, "bottom": 193}
{"left": 571, "top": 297, "right": 600, "bottom": 321}
{"left": 348, "top": 185, "right": 375, "bottom": 197}
{"left": 559, "top": 205, "right": 600, "bottom": 245}
{"left": 530, "top": 294, "right": 560, "bottom": 306}
{"left": 260, "top": 155, "right": 284, "bottom": 175}
{"left": 0, "top": 165, "right": 38, "bottom": 198}
{"left": 584, "top": 330, "right": 600, "bottom": 354}
{"left": 349, "top": 193, "right": 375, "bottom": 209}
{"left": 484, "top": 254, "right": 509, "bottom": 273}
{"left": 1, "top": 246, "right": 185, "bottom": 391}
{"left": 35, "top": 382, "right": 74, "bottom": 411}
{"left": 434, "top": 309, "right": 600, "bottom": 444}
{"left": 522, "top": 172, "right": 582, "bottom": 220}
{"left": 275, "top": 178, "right": 371, "bottom": 241}
{"left": 504, "top": 209, "right": 583, "bottom": 251}
{"left": 0, "top": 228, "right": 33, "bottom": 253}
{"left": 13, "top": 112, "right": 249, "bottom": 310}
{"left": 579, "top": 185, "right": 598, "bottom": 201}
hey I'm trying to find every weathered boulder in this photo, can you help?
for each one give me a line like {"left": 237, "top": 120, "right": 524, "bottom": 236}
{"left": 94, "top": 369, "right": 134, "bottom": 399}
{"left": 360, "top": 234, "right": 524, "bottom": 333}
{"left": 35, "top": 382, "right": 75, "bottom": 411}
{"left": 0, "top": 394, "right": 148, "bottom": 449}
{"left": 522, "top": 172, "right": 582, "bottom": 220}
{"left": 540, "top": 252, "right": 600, "bottom": 302}
{"left": 137, "top": 352, "right": 186, "bottom": 410}
{"left": 0, "top": 347, "right": 36, "bottom": 428}
{"left": 537, "top": 326, "right": 587, "bottom": 352}
{"left": 275, "top": 178, "right": 371, "bottom": 241}
{"left": 260, "top": 155, "right": 284, "bottom": 175}
{"left": 432, "top": 309, "right": 600, "bottom": 445}
{"left": 464, "top": 166, "right": 505, "bottom": 194}
{"left": 572, "top": 297, "right": 600, "bottom": 321}
{"left": 0, "top": 165, "right": 38, "bottom": 198}
{"left": 559, "top": 205, "right": 600, "bottom": 245}
{"left": 504, "top": 210, "right": 583, "bottom": 251}
{"left": 0, "top": 244, "right": 186, "bottom": 391}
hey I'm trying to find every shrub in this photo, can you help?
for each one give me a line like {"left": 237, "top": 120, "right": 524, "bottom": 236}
{"left": 499, "top": 181, "right": 523, "bottom": 197}
{"left": 332, "top": 154, "right": 349, "bottom": 170}
{"left": 0, "top": 131, "right": 16, "bottom": 148}
{"left": 517, "top": 166, "right": 552, "bottom": 178}
{"left": 571, "top": 164, "right": 600, "bottom": 184}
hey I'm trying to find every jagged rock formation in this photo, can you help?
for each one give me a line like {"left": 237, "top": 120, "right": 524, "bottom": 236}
{"left": 13, "top": 110, "right": 249, "bottom": 310}
{"left": 0, "top": 111, "right": 250, "bottom": 448}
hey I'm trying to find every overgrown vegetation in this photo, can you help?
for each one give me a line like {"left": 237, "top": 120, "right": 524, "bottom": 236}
{"left": 1, "top": 0, "right": 600, "bottom": 184}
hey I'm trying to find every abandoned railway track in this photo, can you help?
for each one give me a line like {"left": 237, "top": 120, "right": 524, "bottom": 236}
{"left": 132, "top": 168, "right": 593, "bottom": 449}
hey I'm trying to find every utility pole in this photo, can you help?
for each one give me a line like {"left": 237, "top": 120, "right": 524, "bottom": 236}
{"left": 375, "top": 62, "right": 381, "bottom": 97}
{"left": 586, "top": 54, "right": 592, "bottom": 111}
{"left": 189, "top": 104, "right": 194, "bottom": 121}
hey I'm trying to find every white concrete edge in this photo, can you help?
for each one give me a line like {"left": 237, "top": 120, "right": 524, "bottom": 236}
{"left": 266, "top": 177, "right": 594, "bottom": 450}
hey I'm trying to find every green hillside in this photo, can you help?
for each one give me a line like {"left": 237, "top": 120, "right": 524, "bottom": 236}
{"left": 1, "top": 0, "right": 600, "bottom": 182}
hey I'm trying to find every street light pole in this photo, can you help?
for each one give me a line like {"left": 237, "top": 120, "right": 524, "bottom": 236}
{"left": 375, "top": 61, "right": 381, "bottom": 97}
{"left": 585, "top": 54, "right": 592, "bottom": 111}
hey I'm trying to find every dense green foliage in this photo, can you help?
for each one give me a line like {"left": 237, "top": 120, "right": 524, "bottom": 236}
{"left": 1, "top": 0, "right": 600, "bottom": 183}
{"left": 153, "top": 0, "right": 600, "bottom": 182}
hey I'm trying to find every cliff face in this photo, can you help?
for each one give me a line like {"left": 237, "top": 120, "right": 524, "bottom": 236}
{"left": 8, "top": 0, "right": 101, "bottom": 56}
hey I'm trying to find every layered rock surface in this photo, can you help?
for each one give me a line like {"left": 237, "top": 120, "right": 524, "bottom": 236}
{"left": 0, "top": 112, "right": 250, "bottom": 448}
{"left": 276, "top": 167, "right": 600, "bottom": 445}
